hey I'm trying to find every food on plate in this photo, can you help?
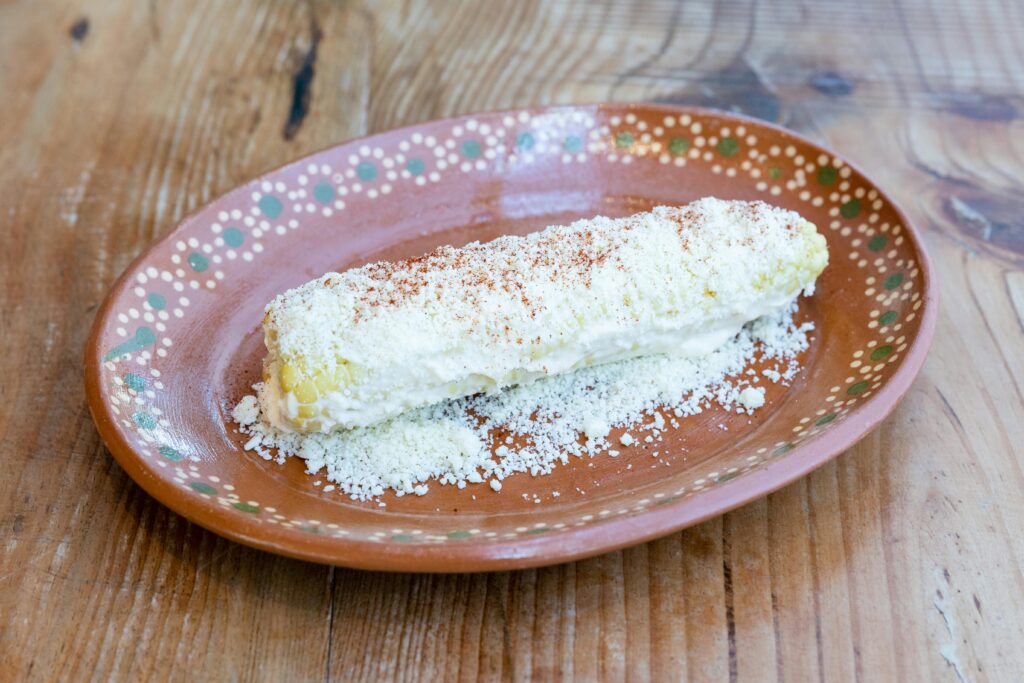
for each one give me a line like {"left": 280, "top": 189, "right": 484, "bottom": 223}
{"left": 256, "top": 197, "right": 828, "bottom": 434}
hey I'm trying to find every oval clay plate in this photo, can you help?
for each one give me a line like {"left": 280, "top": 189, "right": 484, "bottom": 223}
{"left": 85, "top": 105, "right": 936, "bottom": 572}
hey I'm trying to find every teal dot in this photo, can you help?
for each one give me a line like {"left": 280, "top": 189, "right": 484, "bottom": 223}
{"left": 146, "top": 293, "right": 166, "bottom": 310}
{"left": 190, "top": 482, "right": 216, "bottom": 495}
{"left": 159, "top": 445, "right": 183, "bottom": 461}
{"left": 656, "top": 495, "right": 683, "bottom": 506}
{"left": 868, "top": 235, "right": 887, "bottom": 252}
{"left": 222, "top": 227, "right": 245, "bottom": 247}
{"left": 870, "top": 345, "right": 893, "bottom": 361}
{"left": 815, "top": 413, "right": 837, "bottom": 426}
{"left": 258, "top": 195, "right": 283, "bottom": 218}
{"left": 232, "top": 502, "right": 260, "bottom": 514}
{"left": 447, "top": 530, "right": 472, "bottom": 539}
{"left": 847, "top": 381, "right": 869, "bottom": 396}
{"left": 356, "top": 161, "right": 377, "bottom": 181}
{"left": 104, "top": 327, "right": 156, "bottom": 361}
{"left": 406, "top": 158, "right": 425, "bottom": 175}
{"left": 187, "top": 252, "right": 208, "bottom": 272}
{"left": 772, "top": 443, "right": 794, "bottom": 457}
{"left": 391, "top": 534, "right": 413, "bottom": 543}
{"left": 123, "top": 372, "right": 146, "bottom": 392}
{"left": 668, "top": 137, "right": 689, "bottom": 155}
{"left": 313, "top": 182, "right": 335, "bottom": 204}
{"left": 817, "top": 166, "right": 838, "bottom": 185}
{"left": 516, "top": 132, "right": 535, "bottom": 150}
{"left": 300, "top": 526, "right": 320, "bottom": 534}
{"left": 716, "top": 137, "right": 739, "bottom": 157}
{"left": 879, "top": 310, "right": 898, "bottom": 325}
{"left": 563, "top": 135, "right": 582, "bottom": 153}
{"left": 767, "top": 165, "right": 782, "bottom": 179}
{"left": 132, "top": 412, "right": 156, "bottom": 429}
{"left": 615, "top": 132, "right": 634, "bottom": 149}
{"left": 526, "top": 527, "right": 551, "bottom": 535}
{"left": 135, "top": 327, "right": 156, "bottom": 345}
{"left": 840, "top": 198, "right": 861, "bottom": 218}
{"left": 883, "top": 272, "right": 903, "bottom": 290}
{"left": 461, "top": 139, "right": 481, "bottom": 158}
{"left": 716, "top": 471, "right": 739, "bottom": 484}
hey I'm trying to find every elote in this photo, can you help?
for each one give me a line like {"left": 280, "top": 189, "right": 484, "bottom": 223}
{"left": 257, "top": 197, "right": 828, "bottom": 433}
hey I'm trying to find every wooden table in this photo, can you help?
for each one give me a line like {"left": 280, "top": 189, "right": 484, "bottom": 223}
{"left": 3, "top": 0, "right": 1022, "bottom": 679}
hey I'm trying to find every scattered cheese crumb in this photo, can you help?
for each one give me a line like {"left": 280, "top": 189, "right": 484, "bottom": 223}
{"left": 738, "top": 386, "right": 766, "bottom": 410}
{"left": 583, "top": 418, "right": 611, "bottom": 439}
{"left": 620, "top": 433, "right": 635, "bottom": 447}
{"left": 490, "top": 479, "right": 502, "bottom": 492}
{"left": 232, "top": 395, "right": 259, "bottom": 426}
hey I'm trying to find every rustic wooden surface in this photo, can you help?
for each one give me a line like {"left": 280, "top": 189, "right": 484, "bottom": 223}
{"left": 2, "top": 0, "right": 1022, "bottom": 680}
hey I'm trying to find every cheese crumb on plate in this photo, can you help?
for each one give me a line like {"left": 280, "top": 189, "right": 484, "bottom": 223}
{"left": 738, "top": 386, "right": 766, "bottom": 410}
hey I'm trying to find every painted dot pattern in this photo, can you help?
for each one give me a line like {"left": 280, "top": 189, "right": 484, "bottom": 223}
{"left": 187, "top": 253, "right": 209, "bottom": 272}
{"left": 259, "top": 195, "right": 283, "bottom": 218}
{"left": 123, "top": 372, "right": 146, "bottom": 391}
{"left": 223, "top": 227, "right": 245, "bottom": 247}
{"left": 146, "top": 293, "right": 166, "bottom": 310}
{"left": 817, "top": 166, "right": 838, "bottom": 185}
{"left": 717, "top": 137, "right": 739, "bottom": 157}
{"left": 406, "top": 158, "right": 425, "bottom": 175}
{"left": 356, "top": 161, "right": 377, "bottom": 181}
{"left": 669, "top": 137, "right": 688, "bottom": 155}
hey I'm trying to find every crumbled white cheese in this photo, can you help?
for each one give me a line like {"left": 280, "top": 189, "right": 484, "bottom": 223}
{"left": 620, "top": 433, "right": 635, "bottom": 447}
{"left": 738, "top": 386, "right": 766, "bottom": 410}
{"left": 489, "top": 479, "right": 502, "bottom": 492}
{"left": 232, "top": 395, "right": 260, "bottom": 426}
{"left": 583, "top": 418, "right": 611, "bottom": 440}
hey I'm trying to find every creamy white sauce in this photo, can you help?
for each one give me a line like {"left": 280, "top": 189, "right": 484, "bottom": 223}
{"left": 261, "top": 292, "right": 796, "bottom": 433}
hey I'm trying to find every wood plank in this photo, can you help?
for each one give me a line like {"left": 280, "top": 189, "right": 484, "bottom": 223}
{"left": 1, "top": 0, "right": 1023, "bottom": 679}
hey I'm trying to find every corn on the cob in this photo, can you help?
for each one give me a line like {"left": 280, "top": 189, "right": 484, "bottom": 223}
{"left": 258, "top": 198, "right": 828, "bottom": 433}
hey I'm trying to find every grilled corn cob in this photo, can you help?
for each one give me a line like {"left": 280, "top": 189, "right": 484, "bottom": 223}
{"left": 258, "top": 198, "right": 828, "bottom": 432}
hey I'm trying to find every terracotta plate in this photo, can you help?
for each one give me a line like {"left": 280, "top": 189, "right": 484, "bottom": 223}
{"left": 85, "top": 105, "right": 936, "bottom": 572}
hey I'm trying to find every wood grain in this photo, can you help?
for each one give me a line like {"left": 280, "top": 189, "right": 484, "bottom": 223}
{"left": 2, "top": 0, "right": 1022, "bottom": 680}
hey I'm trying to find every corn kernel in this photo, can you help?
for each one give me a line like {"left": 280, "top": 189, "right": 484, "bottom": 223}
{"left": 280, "top": 363, "right": 298, "bottom": 391}
{"left": 293, "top": 379, "right": 318, "bottom": 404}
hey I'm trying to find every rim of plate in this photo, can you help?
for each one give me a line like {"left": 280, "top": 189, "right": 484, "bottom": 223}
{"left": 85, "top": 103, "right": 938, "bottom": 572}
